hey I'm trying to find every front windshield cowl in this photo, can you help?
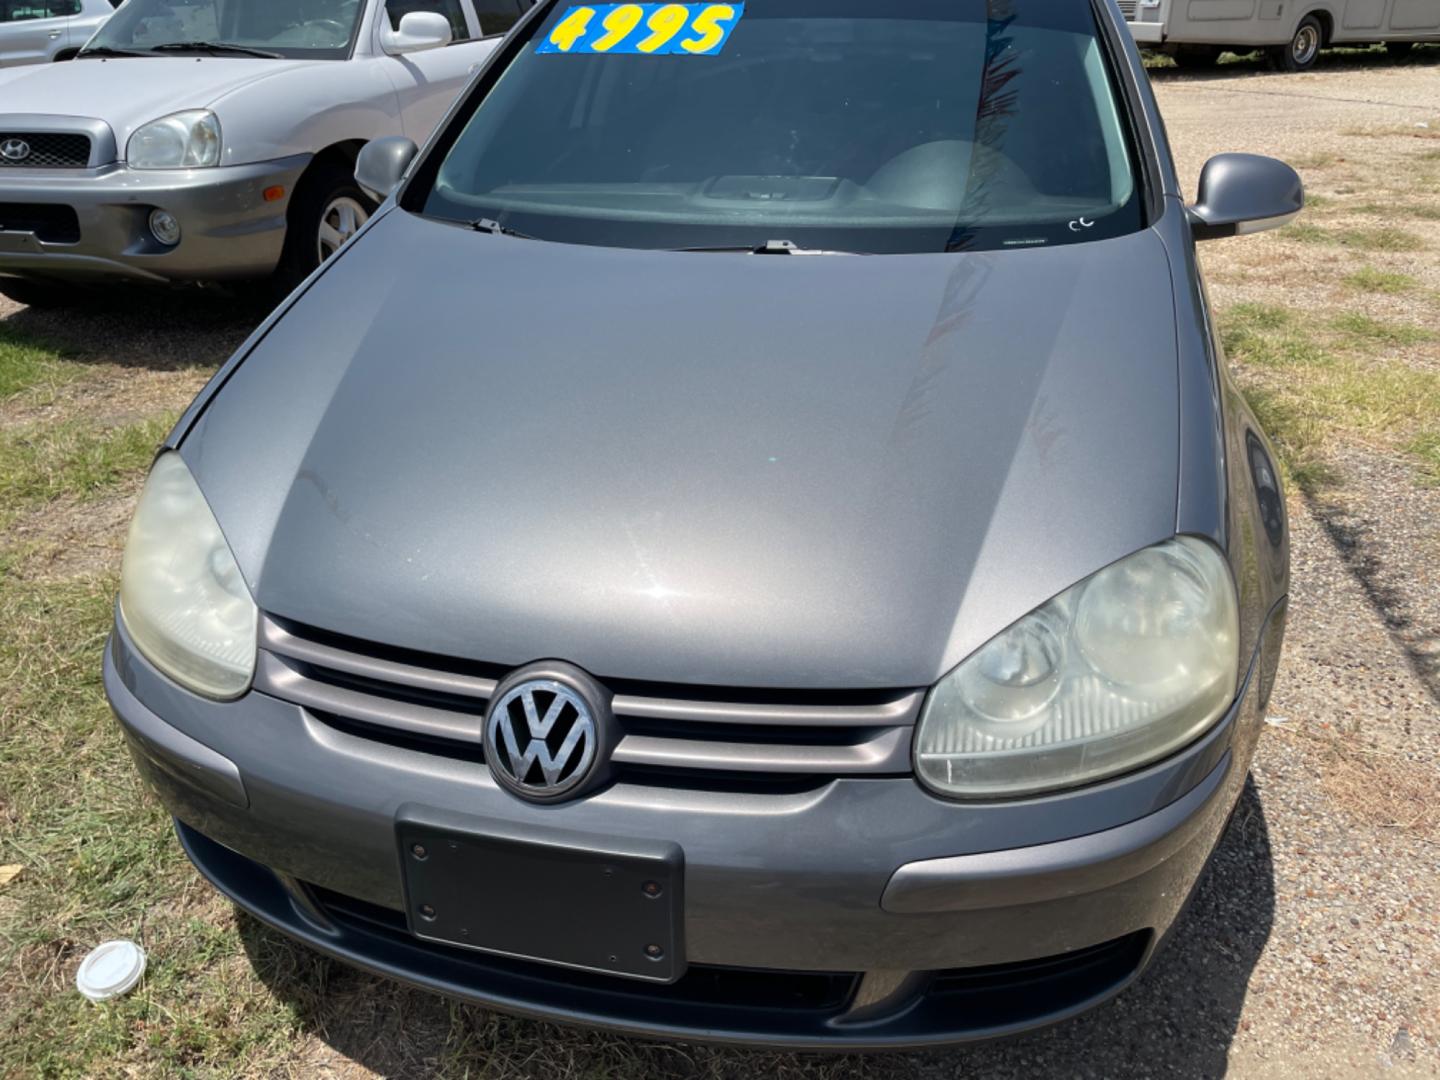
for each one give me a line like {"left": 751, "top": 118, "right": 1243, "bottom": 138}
{"left": 86, "top": 0, "right": 364, "bottom": 61}
{"left": 410, "top": 0, "right": 1145, "bottom": 255}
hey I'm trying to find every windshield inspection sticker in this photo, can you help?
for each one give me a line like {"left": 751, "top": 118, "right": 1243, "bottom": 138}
{"left": 537, "top": 3, "right": 745, "bottom": 55}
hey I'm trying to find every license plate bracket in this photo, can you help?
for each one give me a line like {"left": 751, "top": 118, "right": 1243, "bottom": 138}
{"left": 396, "top": 808, "right": 685, "bottom": 983}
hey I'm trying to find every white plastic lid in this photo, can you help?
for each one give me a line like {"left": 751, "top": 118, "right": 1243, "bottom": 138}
{"left": 76, "top": 940, "right": 146, "bottom": 1002}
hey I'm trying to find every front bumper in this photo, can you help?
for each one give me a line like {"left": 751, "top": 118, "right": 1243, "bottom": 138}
{"left": 1126, "top": 21, "right": 1166, "bottom": 43}
{"left": 0, "top": 155, "right": 308, "bottom": 285}
{"left": 104, "top": 617, "right": 1268, "bottom": 1048}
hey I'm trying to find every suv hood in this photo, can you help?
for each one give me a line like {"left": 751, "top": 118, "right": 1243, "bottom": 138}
{"left": 184, "top": 210, "right": 1184, "bottom": 690}
{"left": 0, "top": 57, "right": 308, "bottom": 156}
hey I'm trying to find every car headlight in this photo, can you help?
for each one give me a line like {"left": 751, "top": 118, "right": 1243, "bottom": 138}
{"left": 119, "top": 452, "right": 256, "bottom": 699}
{"left": 127, "top": 110, "right": 222, "bottom": 169}
{"left": 914, "top": 537, "right": 1238, "bottom": 799}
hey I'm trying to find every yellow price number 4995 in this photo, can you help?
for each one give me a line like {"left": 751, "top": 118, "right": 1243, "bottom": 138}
{"left": 539, "top": 2, "right": 744, "bottom": 56}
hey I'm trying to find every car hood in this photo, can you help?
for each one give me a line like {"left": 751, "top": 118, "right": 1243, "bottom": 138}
{"left": 0, "top": 57, "right": 309, "bottom": 157}
{"left": 184, "top": 210, "right": 1183, "bottom": 690}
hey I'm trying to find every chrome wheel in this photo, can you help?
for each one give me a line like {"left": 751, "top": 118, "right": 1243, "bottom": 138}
{"left": 1291, "top": 23, "right": 1319, "bottom": 66}
{"left": 317, "top": 195, "right": 369, "bottom": 263}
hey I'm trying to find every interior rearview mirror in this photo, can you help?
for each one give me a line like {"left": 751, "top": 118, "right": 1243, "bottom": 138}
{"left": 356, "top": 136, "right": 420, "bottom": 202}
{"left": 1188, "top": 153, "right": 1304, "bottom": 242}
{"left": 380, "top": 10, "right": 453, "bottom": 54}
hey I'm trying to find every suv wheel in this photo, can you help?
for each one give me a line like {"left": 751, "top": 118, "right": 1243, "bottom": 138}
{"left": 274, "top": 159, "right": 376, "bottom": 297}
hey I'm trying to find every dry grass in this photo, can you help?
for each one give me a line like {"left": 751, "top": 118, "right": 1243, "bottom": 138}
{"left": 1271, "top": 727, "right": 1439, "bottom": 835}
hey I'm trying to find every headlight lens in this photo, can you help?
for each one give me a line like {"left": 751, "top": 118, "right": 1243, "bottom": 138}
{"left": 127, "top": 110, "right": 222, "bottom": 169}
{"left": 914, "top": 537, "right": 1238, "bottom": 799}
{"left": 119, "top": 452, "right": 256, "bottom": 699}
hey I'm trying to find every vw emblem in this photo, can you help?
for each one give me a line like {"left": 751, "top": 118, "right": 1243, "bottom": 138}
{"left": 484, "top": 668, "right": 608, "bottom": 802}
{"left": 0, "top": 139, "right": 32, "bottom": 163}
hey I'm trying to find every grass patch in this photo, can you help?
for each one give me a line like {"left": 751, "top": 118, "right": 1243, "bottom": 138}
{"left": 0, "top": 324, "right": 84, "bottom": 401}
{"left": 1222, "top": 303, "right": 1331, "bottom": 368}
{"left": 0, "top": 416, "right": 171, "bottom": 515}
{"left": 1337, "top": 227, "right": 1427, "bottom": 252}
{"left": 1283, "top": 223, "right": 1428, "bottom": 251}
{"left": 1221, "top": 303, "right": 1440, "bottom": 490}
{"left": 1290, "top": 151, "right": 1340, "bottom": 170}
{"left": 1330, "top": 312, "right": 1436, "bottom": 347}
{"left": 1283, "top": 221, "right": 1333, "bottom": 244}
{"left": 1408, "top": 431, "right": 1440, "bottom": 484}
{"left": 1344, "top": 266, "right": 1419, "bottom": 294}
{"left": 1353, "top": 202, "right": 1440, "bottom": 222}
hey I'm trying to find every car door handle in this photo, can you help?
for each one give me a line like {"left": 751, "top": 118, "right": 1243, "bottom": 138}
{"left": 50, "top": 30, "right": 64, "bottom": 38}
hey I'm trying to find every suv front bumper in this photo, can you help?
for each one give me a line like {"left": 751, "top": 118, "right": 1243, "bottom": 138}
{"left": 104, "top": 616, "right": 1269, "bottom": 1048}
{"left": 0, "top": 156, "right": 307, "bottom": 286}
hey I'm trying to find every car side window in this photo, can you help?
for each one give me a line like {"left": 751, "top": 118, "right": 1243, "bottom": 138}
{"left": 385, "top": 0, "right": 469, "bottom": 42}
{"left": 50, "top": 0, "right": 82, "bottom": 13}
{"left": 471, "top": 0, "right": 528, "bottom": 37}
{"left": 1, "top": 1, "right": 47, "bottom": 21}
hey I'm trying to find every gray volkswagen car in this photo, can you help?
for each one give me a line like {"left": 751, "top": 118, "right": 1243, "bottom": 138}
{"left": 104, "top": 0, "right": 1298, "bottom": 1048}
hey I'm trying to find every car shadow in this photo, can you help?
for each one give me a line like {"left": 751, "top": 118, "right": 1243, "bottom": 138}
{"left": 1146, "top": 41, "right": 1440, "bottom": 80}
{"left": 0, "top": 287, "right": 268, "bottom": 372}
{"left": 237, "top": 777, "right": 1275, "bottom": 1079}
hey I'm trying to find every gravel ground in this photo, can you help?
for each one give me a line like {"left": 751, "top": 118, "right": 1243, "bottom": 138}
{"left": 3, "top": 57, "right": 1439, "bottom": 1080}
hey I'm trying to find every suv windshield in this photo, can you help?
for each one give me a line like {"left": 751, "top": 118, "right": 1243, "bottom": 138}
{"left": 414, "top": 0, "right": 1143, "bottom": 253}
{"left": 85, "top": 0, "right": 363, "bottom": 60}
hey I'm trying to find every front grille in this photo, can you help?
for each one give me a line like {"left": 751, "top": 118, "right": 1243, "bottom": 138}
{"left": 255, "top": 614, "right": 921, "bottom": 791}
{"left": 0, "top": 203, "right": 80, "bottom": 243}
{"left": 309, "top": 877, "right": 1144, "bottom": 1020}
{"left": 1117, "top": 0, "right": 1139, "bottom": 17}
{"left": 0, "top": 132, "right": 91, "bottom": 169}
{"left": 308, "top": 883, "right": 861, "bottom": 1012}
{"left": 929, "top": 931, "right": 1151, "bottom": 1018}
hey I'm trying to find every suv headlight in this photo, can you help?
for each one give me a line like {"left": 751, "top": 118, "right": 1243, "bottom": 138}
{"left": 914, "top": 537, "right": 1238, "bottom": 799}
{"left": 127, "top": 110, "right": 222, "bottom": 169}
{"left": 119, "top": 452, "right": 256, "bottom": 700}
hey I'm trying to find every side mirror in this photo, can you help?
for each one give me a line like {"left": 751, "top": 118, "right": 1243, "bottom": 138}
{"left": 380, "top": 10, "right": 453, "bottom": 54}
{"left": 1188, "top": 153, "right": 1304, "bottom": 241}
{"left": 356, "top": 136, "right": 419, "bottom": 201}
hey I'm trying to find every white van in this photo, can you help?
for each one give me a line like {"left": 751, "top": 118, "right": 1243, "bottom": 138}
{"left": 1121, "top": 0, "right": 1439, "bottom": 71}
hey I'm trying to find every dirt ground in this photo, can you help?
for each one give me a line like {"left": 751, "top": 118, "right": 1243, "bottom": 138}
{"left": 2, "top": 53, "right": 1438, "bottom": 1080}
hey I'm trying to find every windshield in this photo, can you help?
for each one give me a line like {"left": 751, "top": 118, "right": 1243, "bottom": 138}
{"left": 414, "top": 0, "right": 1143, "bottom": 253}
{"left": 85, "top": 0, "right": 363, "bottom": 59}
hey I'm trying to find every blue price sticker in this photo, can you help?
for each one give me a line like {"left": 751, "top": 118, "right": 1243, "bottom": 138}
{"left": 537, "top": 3, "right": 745, "bottom": 56}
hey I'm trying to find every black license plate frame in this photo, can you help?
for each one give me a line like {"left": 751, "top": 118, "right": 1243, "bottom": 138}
{"left": 396, "top": 809, "right": 685, "bottom": 984}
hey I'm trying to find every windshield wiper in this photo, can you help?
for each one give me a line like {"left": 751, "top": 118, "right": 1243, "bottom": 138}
{"left": 674, "top": 239, "right": 863, "bottom": 255}
{"left": 76, "top": 44, "right": 150, "bottom": 58}
{"left": 469, "top": 218, "right": 537, "bottom": 240}
{"left": 147, "top": 41, "right": 283, "bottom": 59}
